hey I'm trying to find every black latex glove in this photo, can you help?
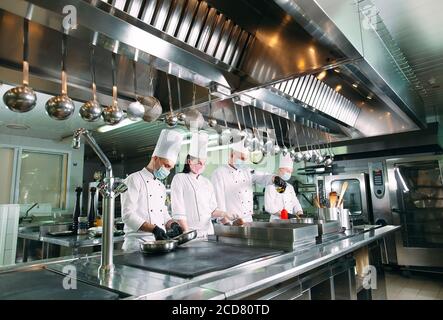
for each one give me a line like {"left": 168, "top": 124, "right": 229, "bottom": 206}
{"left": 167, "top": 222, "right": 183, "bottom": 238}
{"left": 152, "top": 225, "right": 169, "bottom": 240}
{"left": 273, "top": 176, "right": 287, "bottom": 193}
{"left": 288, "top": 213, "right": 297, "bottom": 219}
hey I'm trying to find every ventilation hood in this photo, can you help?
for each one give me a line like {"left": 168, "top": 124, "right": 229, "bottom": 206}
{"left": 0, "top": 0, "right": 428, "bottom": 151}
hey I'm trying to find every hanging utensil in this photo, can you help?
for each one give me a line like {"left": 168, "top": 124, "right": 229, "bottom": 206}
{"left": 232, "top": 103, "right": 247, "bottom": 142}
{"left": 45, "top": 33, "right": 75, "bottom": 120}
{"left": 3, "top": 19, "right": 37, "bottom": 113}
{"left": 138, "top": 65, "right": 163, "bottom": 122}
{"left": 80, "top": 45, "right": 103, "bottom": 122}
{"left": 329, "top": 191, "right": 338, "bottom": 208}
{"left": 102, "top": 53, "right": 124, "bottom": 125}
{"left": 324, "top": 128, "right": 334, "bottom": 167}
{"left": 126, "top": 56, "right": 145, "bottom": 121}
{"left": 176, "top": 76, "right": 186, "bottom": 122}
{"left": 277, "top": 116, "right": 288, "bottom": 156}
{"left": 269, "top": 114, "right": 281, "bottom": 155}
{"left": 219, "top": 106, "right": 232, "bottom": 145}
{"left": 248, "top": 106, "right": 262, "bottom": 152}
{"left": 207, "top": 90, "right": 217, "bottom": 127}
{"left": 291, "top": 114, "right": 304, "bottom": 163}
{"left": 262, "top": 112, "right": 274, "bottom": 156}
{"left": 165, "top": 74, "right": 178, "bottom": 127}
{"left": 249, "top": 107, "right": 265, "bottom": 164}
{"left": 301, "top": 120, "right": 311, "bottom": 162}
{"left": 286, "top": 119, "right": 298, "bottom": 160}
{"left": 240, "top": 105, "right": 253, "bottom": 149}
{"left": 183, "top": 83, "right": 205, "bottom": 130}
{"left": 315, "top": 125, "right": 325, "bottom": 164}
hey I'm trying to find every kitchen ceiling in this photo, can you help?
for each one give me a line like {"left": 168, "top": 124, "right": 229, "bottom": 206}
{"left": 370, "top": 0, "right": 443, "bottom": 119}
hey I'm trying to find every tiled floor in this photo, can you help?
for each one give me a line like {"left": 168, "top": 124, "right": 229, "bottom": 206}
{"left": 385, "top": 269, "right": 443, "bottom": 300}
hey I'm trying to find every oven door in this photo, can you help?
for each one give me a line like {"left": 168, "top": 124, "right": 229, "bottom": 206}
{"left": 323, "top": 173, "right": 370, "bottom": 224}
{"left": 387, "top": 157, "right": 443, "bottom": 267}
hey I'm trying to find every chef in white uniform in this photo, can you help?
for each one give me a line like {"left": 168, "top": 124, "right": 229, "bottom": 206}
{"left": 171, "top": 132, "right": 239, "bottom": 238}
{"left": 211, "top": 138, "right": 287, "bottom": 223}
{"left": 121, "top": 129, "right": 184, "bottom": 251}
{"left": 265, "top": 153, "right": 303, "bottom": 221}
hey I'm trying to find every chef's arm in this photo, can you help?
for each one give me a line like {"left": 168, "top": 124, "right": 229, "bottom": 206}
{"left": 121, "top": 176, "right": 147, "bottom": 232}
{"left": 139, "top": 222, "right": 157, "bottom": 232}
{"left": 211, "top": 209, "right": 239, "bottom": 221}
{"left": 252, "top": 171, "right": 276, "bottom": 186}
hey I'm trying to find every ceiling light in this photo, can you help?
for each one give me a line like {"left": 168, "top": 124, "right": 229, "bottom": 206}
{"left": 317, "top": 71, "right": 327, "bottom": 80}
{"left": 352, "top": 83, "right": 358, "bottom": 88}
{"left": 335, "top": 85, "right": 342, "bottom": 92}
{"left": 367, "top": 94, "right": 373, "bottom": 100}
{"left": 97, "top": 118, "right": 141, "bottom": 133}
{"left": 333, "top": 68, "right": 340, "bottom": 73}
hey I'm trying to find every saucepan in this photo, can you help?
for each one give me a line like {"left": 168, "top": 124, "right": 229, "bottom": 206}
{"left": 139, "top": 239, "right": 178, "bottom": 254}
{"left": 172, "top": 229, "right": 197, "bottom": 245}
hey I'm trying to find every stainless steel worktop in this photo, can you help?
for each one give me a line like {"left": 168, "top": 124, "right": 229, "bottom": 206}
{"left": 18, "top": 231, "right": 125, "bottom": 248}
{"left": 0, "top": 225, "right": 399, "bottom": 300}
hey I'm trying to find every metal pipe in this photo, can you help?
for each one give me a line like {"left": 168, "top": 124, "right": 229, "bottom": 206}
{"left": 72, "top": 128, "right": 115, "bottom": 275}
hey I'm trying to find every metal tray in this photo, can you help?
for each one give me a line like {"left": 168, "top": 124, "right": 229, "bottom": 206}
{"left": 47, "top": 230, "right": 74, "bottom": 237}
{"left": 173, "top": 230, "right": 197, "bottom": 245}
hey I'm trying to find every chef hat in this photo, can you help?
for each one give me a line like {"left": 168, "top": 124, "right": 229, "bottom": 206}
{"left": 230, "top": 138, "right": 249, "bottom": 154}
{"left": 279, "top": 153, "right": 294, "bottom": 169}
{"left": 152, "top": 129, "right": 184, "bottom": 163}
{"left": 189, "top": 132, "right": 209, "bottom": 160}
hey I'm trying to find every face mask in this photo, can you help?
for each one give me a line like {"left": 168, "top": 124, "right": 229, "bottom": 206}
{"left": 154, "top": 166, "right": 170, "bottom": 180}
{"left": 234, "top": 158, "right": 248, "bottom": 170}
{"left": 280, "top": 173, "right": 291, "bottom": 181}
{"left": 190, "top": 163, "right": 205, "bottom": 175}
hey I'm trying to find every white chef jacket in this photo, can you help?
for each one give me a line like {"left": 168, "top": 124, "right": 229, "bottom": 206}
{"left": 170, "top": 172, "right": 218, "bottom": 238}
{"left": 264, "top": 183, "right": 303, "bottom": 221}
{"left": 120, "top": 168, "right": 172, "bottom": 251}
{"left": 211, "top": 165, "right": 274, "bottom": 222}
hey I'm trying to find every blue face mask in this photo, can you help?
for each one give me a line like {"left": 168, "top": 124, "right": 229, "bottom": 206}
{"left": 154, "top": 166, "right": 170, "bottom": 180}
{"left": 280, "top": 173, "right": 291, "bottom": 181}
{"left": 234, "top": 158, "right": 248, "bottom": 170}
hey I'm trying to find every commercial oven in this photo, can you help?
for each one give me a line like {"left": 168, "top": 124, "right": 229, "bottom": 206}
{"left": 386, "top": 155, "right": 443, "bottom": 268}
{"left": 316, "top": 173, "right": 372, "bottom": 225}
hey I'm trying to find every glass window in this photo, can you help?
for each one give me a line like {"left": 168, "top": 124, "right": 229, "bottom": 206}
{"left": 18, "top": 151, "right": 68, "bottom": 209}
{"left": 331, "top": 179, "right": 362, "bottom": 216}
{"left": 0, "top": 147, "right": 14, "bottom": 204}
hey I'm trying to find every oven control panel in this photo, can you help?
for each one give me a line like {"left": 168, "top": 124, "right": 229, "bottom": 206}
{"left": 371, "top": 161, "right": 385, "bottom": 199}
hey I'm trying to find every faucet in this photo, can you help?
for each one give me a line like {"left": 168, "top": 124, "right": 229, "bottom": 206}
{"left": 73, "top": 128, "right": 123, "bottom": 276}
{"left": 21, "top": 203, "right": 39, "bottom": 223}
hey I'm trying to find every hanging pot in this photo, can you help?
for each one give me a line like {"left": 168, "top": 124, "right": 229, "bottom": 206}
{"left": 3, "top": 19, "right": 37, "bottom": 113}
{"left": 102, "top": 53, "right": 124, "bottom": 125}
{"left": 45, "top": 33, "right": 75, "bottom": 120}
{"left": 80, "top": 45, "right": 102, "bottom": 122}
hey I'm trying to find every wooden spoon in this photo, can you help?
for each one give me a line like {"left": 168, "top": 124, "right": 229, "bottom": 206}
{"left": 329, "top": 191, "right": 338, "bottom": 208}
{"left": 336, "top": 182, "right": 349, "bottom": 208}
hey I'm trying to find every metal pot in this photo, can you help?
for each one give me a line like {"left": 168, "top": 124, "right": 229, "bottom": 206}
{"left": 3, "top": 19, "right": 37, "bottom": 113}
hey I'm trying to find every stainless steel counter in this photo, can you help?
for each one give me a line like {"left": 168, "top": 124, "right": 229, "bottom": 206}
{"left": 2, "top": 225, "right": 400, "bottom": 300}
{"left": 18, "top": 231, "right": 125, "bottom": 248}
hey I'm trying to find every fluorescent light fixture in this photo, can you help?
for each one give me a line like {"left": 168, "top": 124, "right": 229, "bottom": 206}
{"left": 97, "top": 118, "right": 141, "bottom": 133}
{"left": 394, "top": 167, "right": 409, "bottom": 193}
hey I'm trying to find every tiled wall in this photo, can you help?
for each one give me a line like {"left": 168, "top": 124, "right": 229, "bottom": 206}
{"left": 0, "top": 204, "right": 19, "bottom": 266}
